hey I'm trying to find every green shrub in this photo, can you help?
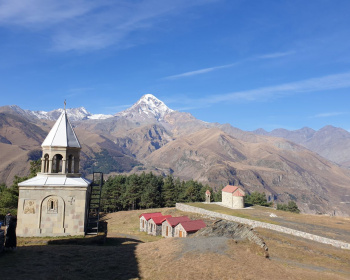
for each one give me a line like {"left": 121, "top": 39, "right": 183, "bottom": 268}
{"left": 245, "top": 191, "right": 273, "bottom": 207}
{"left": 277, "top": 201, "right": 300, "bottom": 213}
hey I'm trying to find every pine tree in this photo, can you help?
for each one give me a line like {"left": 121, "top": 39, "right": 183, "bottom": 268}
{"left": 162, "top": 175, "right": 176, "bottom": 207}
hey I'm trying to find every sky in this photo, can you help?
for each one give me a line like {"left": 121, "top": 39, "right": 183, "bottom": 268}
{"left": 0, "top": 0, "right": 350, "bottom": 132}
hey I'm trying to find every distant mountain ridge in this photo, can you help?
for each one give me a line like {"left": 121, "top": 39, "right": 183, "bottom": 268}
{"left": 253, "top": 126, "right": 350, "bottom": 167}
{"left": 1, "top": 94, "right": 350, "bottom": 216}
{"left": 1, "top": 94, "right": 173, "bottom": 122}
{"left": 1, "top": 105, "right": 113, "bottom": 122}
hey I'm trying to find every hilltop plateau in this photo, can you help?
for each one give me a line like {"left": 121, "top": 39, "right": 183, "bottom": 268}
{"left": 1, "top": 207, "right": 349, "bottom": 279}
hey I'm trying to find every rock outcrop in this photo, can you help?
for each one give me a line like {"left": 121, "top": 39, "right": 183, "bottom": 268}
{"left": 193, "top": 219, "right": 268, "bottom": 253}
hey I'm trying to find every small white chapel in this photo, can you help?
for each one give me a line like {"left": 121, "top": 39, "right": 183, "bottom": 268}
{"left": 17, "top": 106, "right": 91, "bottom": 237}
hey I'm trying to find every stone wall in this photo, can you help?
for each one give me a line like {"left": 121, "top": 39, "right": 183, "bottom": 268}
{"left": 17, "top": 186, "right": 89, "bottom": 237}
{"left": 222, "top": 192, "right": 244, "bottom": 209}
{"left": 176, "top": 203, "right": 350, "bottom": 250}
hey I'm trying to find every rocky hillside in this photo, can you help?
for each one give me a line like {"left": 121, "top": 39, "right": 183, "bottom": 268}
{"left": 253, "top": 126, "right": 350, "bottom": 167}
{"left": 1, "top": 94, "right": 350, "bottom": 216}
{"left": 144, "top": 128, "right": 350, "bottom": 215}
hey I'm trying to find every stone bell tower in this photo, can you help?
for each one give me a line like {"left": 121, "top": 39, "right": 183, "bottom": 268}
{"left": 17, "top": 106, "right": 91, "bottom": 237}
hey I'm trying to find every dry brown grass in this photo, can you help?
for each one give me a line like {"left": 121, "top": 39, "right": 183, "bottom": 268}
{"left": 136, "top": 236, "right": 349, "bottom": 280}
{"left": 256, "top": 228, "right": 350, "bottom": 278}
{"left": 0, "top": 208, "right": 349, "bottom": 280}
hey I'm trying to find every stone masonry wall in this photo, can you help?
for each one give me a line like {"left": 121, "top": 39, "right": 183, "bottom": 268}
{"left": 176, "top": 203, "right": 350, "bottom": 250}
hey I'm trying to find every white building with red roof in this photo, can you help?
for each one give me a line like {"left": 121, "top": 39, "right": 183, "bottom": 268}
{"left": 222, "top": 185, "right": 245, "bottom": 209}
{"left": 174, "top": 219, "right": 206, "bottom": 237}
{"left": 147, "top": 215, "right": 172, "bottom": 236}
{"left": 162, "top": 216, "right": 191, "bottom": 238}
{"left": 139, "top": 212, "right": 163, "bottom": 232}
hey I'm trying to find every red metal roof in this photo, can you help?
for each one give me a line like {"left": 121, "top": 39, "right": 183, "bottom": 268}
{"left": 222, "top": 185, "right": 245, "bottom": 196}
{"left": 139, "top": 212, "right": 163, "bottom": 220}
{"left": 233, "top": 190, "right": 245, "bottom": 197}
{"left": 164, "top": 216, "right": 190, "bottom": 227}
{"left": 150, "top": 215, "right": 172, "bottom": 225}
{"left": 222, "top": 185, "right": 239, "bottom": 193}
{"left": 178, "top": 220, "right": 206, "bottom": 233}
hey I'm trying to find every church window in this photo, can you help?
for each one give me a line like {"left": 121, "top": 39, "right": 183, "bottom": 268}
{"left": 47, "top": 198, "right": 58, "bottom": 214}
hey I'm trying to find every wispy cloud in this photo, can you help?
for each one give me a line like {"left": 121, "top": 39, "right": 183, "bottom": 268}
{"left": 164, "top": 50, "right": 295, "bottom": 80}
{"left": 0, "top": 0, "right": 97, "bottom": 25}
{"left": 174, "top": 71, "right": 350, "bottom": 107}
{"left": 312, "top": 112, "right": 347, "bottom": 118}
{"left": 164, "top": 63, "right": 238, "bottom": 80}
{"left": 65, "top": 87, "right": 94, "bottom": 98}
{"left": 0, "top": 0, "right": 216, "bottom": 52}
{"left": 257, "top": 51, "right": 295, "bottom": 59}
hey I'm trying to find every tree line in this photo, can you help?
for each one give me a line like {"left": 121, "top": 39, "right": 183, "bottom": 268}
{"left": 0, "top": 158, "right": 299, "bottom": 219}
{"left": 100, "top": 172, "right": 222, "bottom": 212}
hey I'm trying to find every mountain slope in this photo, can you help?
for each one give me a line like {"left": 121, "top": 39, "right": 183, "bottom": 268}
{"left": 1, "top": 95, "right": 350, "bottom": 216}
{"left": 145, "top": 127, "right": 350, "bottom": 215}
{"left": 254, "top": 126, "right": 350, "bottom": 167}
{"left": 0, "top": 112, "right": 140, "bottom": 185}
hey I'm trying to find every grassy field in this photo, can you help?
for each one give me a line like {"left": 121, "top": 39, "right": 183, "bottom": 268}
{"left": 0, "top": 207, "right": 350, "bottom": 280}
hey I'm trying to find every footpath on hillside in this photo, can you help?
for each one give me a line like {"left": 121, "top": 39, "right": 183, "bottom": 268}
{"left": 176, "top": 203, "right": 350, "bottom": 250}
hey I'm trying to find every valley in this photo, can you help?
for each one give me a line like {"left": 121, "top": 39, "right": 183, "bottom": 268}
{"left": 1, "top": 94, "right": 350, "bottom": 216}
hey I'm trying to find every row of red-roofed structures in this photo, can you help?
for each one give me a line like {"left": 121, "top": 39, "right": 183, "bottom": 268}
{"left": 139, "top": 212, "right": 206, "bottom": 238}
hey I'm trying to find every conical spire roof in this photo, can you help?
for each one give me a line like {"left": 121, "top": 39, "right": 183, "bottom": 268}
{"left": 41, "top": 109, "right": 81, "bottom": 148}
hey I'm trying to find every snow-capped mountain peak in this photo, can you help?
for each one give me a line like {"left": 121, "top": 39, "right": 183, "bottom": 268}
{"left": 36, "top": 107, "right": 91, "bottom": 121}
{"left": 116, "top": 94, "right": 174, "bottom": 122}
{"left": 6, "top": 106, "right": 113, "bottom": 121}
{"left": 4, "top": 94, "right": 171, "bottom": 123}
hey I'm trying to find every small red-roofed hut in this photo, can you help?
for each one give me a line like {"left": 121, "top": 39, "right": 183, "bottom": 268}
{"left": 139, "top": 212, "right": 163, "bottom": 232}
{"left": 174, "top": 220, "right": 206, "bottom": 237}
{"left": 162, "top": 216, "right": 191, "bottom": 238}
{"left": 222, "top": 185, "right": 245, "bottom": 209}
{"left": 147, "top": 215, "right": 172, "bottom": 236}
{"left": 205, "top": 189, "right": 211, "bottom": 203}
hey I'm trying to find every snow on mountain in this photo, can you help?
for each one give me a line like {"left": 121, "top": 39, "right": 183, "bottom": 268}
{"left": 88, "top": 113, "right": 114, "bottom": 120}
{"left": 50, "top": 108, "right": 113, "bottom": 121}
{"left": 7, "top": 106, "right": 113, "bottom": 121}
{"left": 115, "top": 94, "right": 174, "bottom": 122}
{"left": 5, "top": 94, "right": 170, "bottom": 122}
{"left": 34, "top": 107, "right": 90, "bottom": 121}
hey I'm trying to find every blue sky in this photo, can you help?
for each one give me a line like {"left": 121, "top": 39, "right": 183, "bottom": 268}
{"left": 0, "top": 0, "right": 350, "bottom": 131}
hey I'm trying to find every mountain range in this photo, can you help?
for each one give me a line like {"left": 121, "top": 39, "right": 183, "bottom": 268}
{"left": 1, "top": 94, "right": 350, "bottom": 216}
{"left": 253, "top": 126, "right": 350, "bottom": 168}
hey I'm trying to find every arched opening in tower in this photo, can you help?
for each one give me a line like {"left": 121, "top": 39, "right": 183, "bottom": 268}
{"left": 43, "top": 154, "right": 49, "bottom": 173}
{"left": 52, "top": 154, "right": 63, "bottom": 173}
{"left": 67, "top": 154, "right": 74, "bottom": 173}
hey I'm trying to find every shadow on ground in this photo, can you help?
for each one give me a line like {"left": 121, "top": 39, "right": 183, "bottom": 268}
{"left": 0, "top": 235, "right": 142, "bottom": 280}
